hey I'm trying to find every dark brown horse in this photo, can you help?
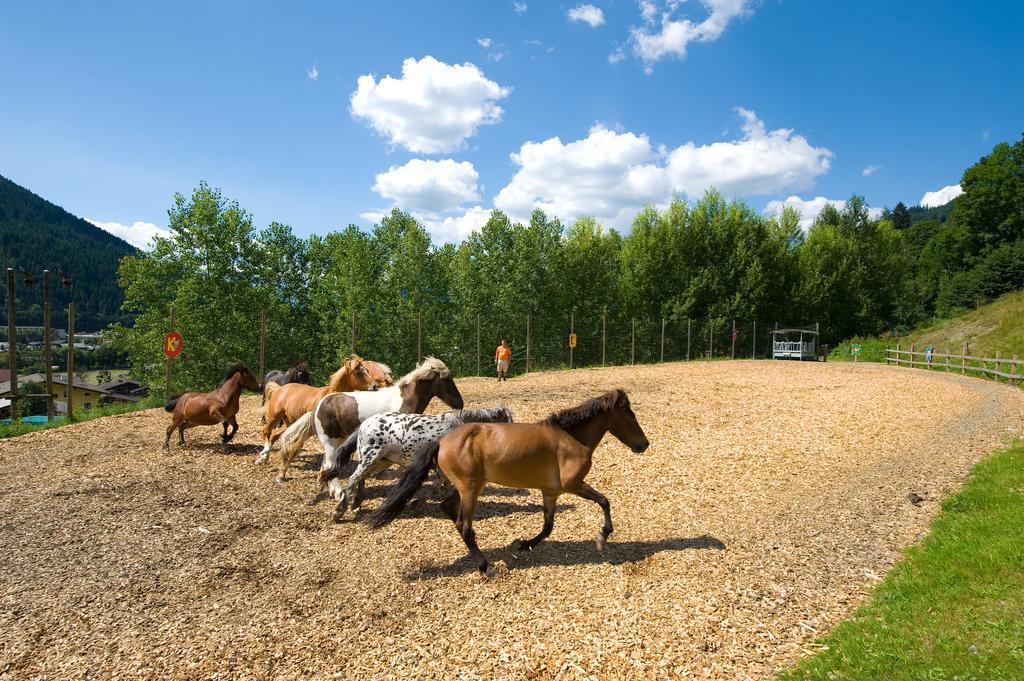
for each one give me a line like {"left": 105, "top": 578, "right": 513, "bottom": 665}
{"left": 163, "top": 363, "right": 263, "bottom": 449}
{"left": 262, "top": 361, "right": 311, "bottom": 403}
{"left": 365, "top": 389, "right": 649, "bottom": 577}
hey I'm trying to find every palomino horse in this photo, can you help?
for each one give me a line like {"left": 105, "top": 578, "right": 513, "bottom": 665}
{"left": 255, "top": 354, "right": 381, "bottom": 465}
{"left": 362, "top": 360, "right": 394, "bottom": 387}
{"left": 365, "top": 389, "right": 650, "bottom": 577}
{"left": 276, "top": 357, "right": 464, "bottom": 485}
{"left": 327, "top": 405, "right": 514, "bottom": 521}
{"left": 163, "top": 363, "right": 263, "bottom": 449}
{"left": 262, "top": 361, "right": 311, "bottom": 404}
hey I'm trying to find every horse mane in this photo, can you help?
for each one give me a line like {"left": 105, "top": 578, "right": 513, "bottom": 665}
{"left": 372, "top": 361, "right": 393, "bottom": 380}
{"left": 543, "top": 390, "right": 624, "bottom": 431}
{"left": 452, "top": 405, "right": 513, "bottom": 423}
{"left": 396, "top": 356, "right": 450, "bottom": 388}
{"left": 328, "top": 355, "right": 363, "bottom": 389}
{"left": 220, "top": 362, "right": 252, "bottom": 386}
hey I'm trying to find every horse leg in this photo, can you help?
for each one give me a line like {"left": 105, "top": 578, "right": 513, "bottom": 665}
{"left": 454, "top": 484, "right": 491, "bottom": 576}
{"left": 225, "top": 416, "right": 239, "bottom": 443}
{"left": 221, "top": 420, "right": 229, "bottom": 443}
{"left": 164, "top": 416, "right": 180, "bottom": 450}
{"left": 178, "top": 421, "right": 189, "bottom": 447}
{"left": 439, "top": 489, "right": 459, "bottom": 520}
{"left": 333, "top": 457, "right": 371, "bottom": 521}
{"left": 518, "top": 491, "right": 558, "bottom": 551}
{"left": 570, "top": 482, "right": 613, "bottom": 551}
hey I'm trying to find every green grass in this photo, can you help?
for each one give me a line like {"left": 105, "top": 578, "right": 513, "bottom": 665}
{"left": 780, "top": 441, "right": 1024, "bottom": 680}
{"left": 0, "top": 396, "right": 161, "bottom": 439}
{"left": 830, "top": 337, "right": 891, "bottom": 363}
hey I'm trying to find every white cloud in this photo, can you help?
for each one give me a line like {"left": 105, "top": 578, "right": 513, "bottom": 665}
{"left": 87, "top": 219, "right": 170, "bottom": 250}
{"left": 919, "top": 183, "right": 963, "bottom": 208}
{"left": 477, "top": 37, "right": 493, "bottom": 48}
{"left": 371, "top": 159, "right": 480, "bottom": 214}
{"left": 307, "top": 65, "right": 318, "bottom": 81}
{"left": 568, "top": 4, "right": 605, "bottom": 27}
{"left": 494, "top": 108, "right": 831, "bottom": 228}
{"left": 608, "top": 48, "right": 626, "bottom": 63}
{"left": 862, "top": 164, "right": 881, "bottom": 176}
{"left": 350, "top": 56, "right": 511, "bottom": 154}
{"left": 640, "top": 0, "right": 657, "bottom": 24}
{"left": 426, "top": 206, "right": 493, "bottom": 243}
{"left": 763, "top": 196, "right": 884, "bottom": 230}
{"left": 513, "top": 1, "right": 528, "bottom": 14}
{"left": 631, "top": 0, "right": 753, "bottom": 72}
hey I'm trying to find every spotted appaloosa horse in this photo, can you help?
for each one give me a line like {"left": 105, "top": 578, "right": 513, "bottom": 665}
{"left": 275, "top": 357, "right": 464, "bottom": 484}
{"left": 365, "top": 389, "right": 650, "bottom": 577}
{"left": 326, "top": 405, "right": 514, "bottom": 521}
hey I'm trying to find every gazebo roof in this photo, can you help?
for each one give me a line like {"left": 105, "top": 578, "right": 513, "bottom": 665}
{"left": 769, "top": 328, "right": 819, "bottom": 336}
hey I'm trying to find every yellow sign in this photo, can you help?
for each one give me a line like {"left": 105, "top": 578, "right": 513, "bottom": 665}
{"left": 569, "top": 333, "right": 577, "bottom": 348}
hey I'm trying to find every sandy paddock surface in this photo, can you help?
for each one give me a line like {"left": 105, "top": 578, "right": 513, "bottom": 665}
{"left": 1, "top": 361, "right": 1022, "bottom": 680}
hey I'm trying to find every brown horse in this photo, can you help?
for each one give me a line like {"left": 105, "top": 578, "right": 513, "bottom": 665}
{"left": 255, "top": 354, "right": 381, "bottom": 465}
{"left": 365, "top": 389, "right": 649, "bottom": 577}
{"left": 362, "top": 360, "right": 395, "bottom": 387}
{"left": 163, "top": 363, "right": 263, "bottom": 449}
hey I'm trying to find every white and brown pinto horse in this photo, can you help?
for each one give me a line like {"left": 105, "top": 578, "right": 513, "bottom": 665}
{"left": 275, "top": 357, "right": 464, "bottom": 484}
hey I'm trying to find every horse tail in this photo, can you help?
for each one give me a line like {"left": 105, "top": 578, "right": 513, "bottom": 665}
{"left": 164, "top": 395, "right": 181, "bottom": 412}
{"left": 279, "top": 410, "right": 316, "bottom": 462}
{"left": 259, "top": 381, "right": 281, "bottom": 416}
{"left": 364, "top": 441, "right": 439, "bottom": 529}
{"left": 318, "top": 428, "right": 360, "bottom": 489}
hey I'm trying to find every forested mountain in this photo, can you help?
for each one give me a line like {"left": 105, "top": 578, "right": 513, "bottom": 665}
{"left": 908, "top": 200, "right": 957, "bottom": 225}
{"left": 0, "top": 175, "right": 137, "bottom": 330}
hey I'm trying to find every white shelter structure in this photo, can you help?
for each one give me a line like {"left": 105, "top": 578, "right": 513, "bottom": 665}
{"left": 771, "top": 328, "right": 819, "bottom": 360}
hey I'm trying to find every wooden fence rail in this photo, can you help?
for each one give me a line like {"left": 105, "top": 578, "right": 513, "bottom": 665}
{"left": 886, "top": 347, "right": 1021, "bottom": 383}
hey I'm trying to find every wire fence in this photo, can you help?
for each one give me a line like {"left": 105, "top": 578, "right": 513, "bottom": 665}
{"left": 351, "top": 313, "right": 824, "bottom": 379}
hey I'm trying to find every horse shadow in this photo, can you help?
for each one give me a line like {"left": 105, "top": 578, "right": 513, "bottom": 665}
{"left": 188, "top": 442, "right": 263, "bottom": 456}
{"left": 403, "top": 534, "right": 726, "bottom": 581}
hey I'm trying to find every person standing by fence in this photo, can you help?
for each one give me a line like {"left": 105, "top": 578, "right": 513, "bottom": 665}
{"left": 495, "top": 339, "right": 511, "bottom": 381}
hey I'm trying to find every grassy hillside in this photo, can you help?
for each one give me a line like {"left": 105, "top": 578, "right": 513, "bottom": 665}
{"left": 832, "top": 290, "right": 1024, "bottom": 362}
{"left": 0, "top": 174, "right": 138, "bottom": 331}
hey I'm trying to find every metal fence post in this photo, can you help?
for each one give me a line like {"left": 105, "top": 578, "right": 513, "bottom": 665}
{"left": 526, "top": 313, "right": 531, "bottom": 374}
{"left": 686, "top": 318, "right": 691, "bottom": 361}
{"left": 417, "top": 310, "right": 423, "bottom": 361}
{"left": 43, "top": 270, "right": 53, "bottom": 420}
{"left": 601, "top": 313, "right": 606, "bottom": 367}
{"left": 630, "top": 317, "right": 635, "bottom": 365}
{"left": 259, "top": 310, "right": 266, "bottom": 385}
{"left": 660, "top": 317, "right": 665, "bottom": 363}
{"left": 569, "top": 311, "right": 575, "bottom": 370}
{"left": 708, "top": 315, "right": 713, "bottom": 359}
{"left": 752, "top": 320, "right": 756, "bottom": 359}
{"left": 731, "top": 318, "right": 736, "bottom": 359}
{"left": 5, "top": 269, "right": 18, "bottom": 419}
{"left": 350, "top": 308, "right": 356, "bottom": 355}
{"left": 164, "top": 305, "right": 173, "bottom": 402}
{"left": 476, "top": 313, "right": 481, "bottom": 377}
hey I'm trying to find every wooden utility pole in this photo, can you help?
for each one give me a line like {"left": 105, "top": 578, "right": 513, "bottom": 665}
{"left": 66, "top": 302, "right": 76, "bottom": 419}
{"left": 164, "top": 305, "right": 174, "bottom": 401}
{"left": 660, "top": 318, "right": 666, "bottom": 363}
{"left": 526, "top": 314, "right": 531, "bottom": 373}
{"left": 476, "top": 313, "right": 481, "bottom": 376}
{"left": 5, "top": 269, "right": 17, "bottom": 419}
{"left": 258, "top": 310, "right": 266, "bottom": 384}
{"left": 686, "top": 318, "right": 691, "bottom": 361}
{"left": 43, "top": 271, "right": 53, "bottom": 420}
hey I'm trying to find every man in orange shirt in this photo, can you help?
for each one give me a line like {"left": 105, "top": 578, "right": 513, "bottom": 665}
{"left": 495, "top": 339, "right": 511, "bottom": 381}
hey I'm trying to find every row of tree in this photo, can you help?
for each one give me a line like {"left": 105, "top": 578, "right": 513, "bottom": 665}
{"left": 115, "top": 135, "right": 1024, "bottom": 390}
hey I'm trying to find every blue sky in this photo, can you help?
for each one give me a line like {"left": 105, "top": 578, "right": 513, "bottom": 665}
{"left": 1, "top": 1, "right": 1021, "bottom": 247}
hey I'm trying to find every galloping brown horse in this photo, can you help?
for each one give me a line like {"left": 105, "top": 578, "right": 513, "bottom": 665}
{"left": 255, "top": 355, "right": 382, "bottom": 465}
{"left": 163, "top": 363, "right": 263, "bottom": 449}
{"left": 365, "top": 389, "right": 650, "bottom": 576}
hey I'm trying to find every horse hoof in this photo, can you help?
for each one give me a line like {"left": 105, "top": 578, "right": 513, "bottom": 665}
{"left": 517, "top": 541, "right": 533, "bottom": 552}
{"left": 331, "top": 511, "right": 345, "bottom": 524}
{"left": 483, "top": 565, "right": 498, "bottom": 580}
{"left": 595, "top": 534, "right": 607, "bottom": 551}
{"left": 275, "top": 475, "right": 287, "bottom": 484}
{"left": 254, "top": 454, "right": 267, "bottom": 465}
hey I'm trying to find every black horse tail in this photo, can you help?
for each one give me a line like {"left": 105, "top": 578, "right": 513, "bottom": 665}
{"left": 364, "top": 441, "right": 440, "bottom": 529}
{"left": 164, "top": 395, "right": 181, "bottom": 412}
{"left": 318, "top": 429, "right": 360, "bottom": 491}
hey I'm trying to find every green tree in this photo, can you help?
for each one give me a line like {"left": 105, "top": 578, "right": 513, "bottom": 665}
{"left": 952, "top": 135, "right": 1024, "bottom": 249}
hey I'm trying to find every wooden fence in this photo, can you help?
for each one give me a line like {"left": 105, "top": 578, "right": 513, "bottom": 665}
{"left": 886, "top": 345, "right": 1022, "bottom": 384}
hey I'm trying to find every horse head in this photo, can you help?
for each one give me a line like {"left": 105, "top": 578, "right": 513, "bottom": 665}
{"left": 607, "top": 389, "right": 649, "bottom": 453}
{"left": 343, "top": 354, "right": 379, "bottom": 391}
{"left": 292, "top": 361, "right": 311, "bottom": 385}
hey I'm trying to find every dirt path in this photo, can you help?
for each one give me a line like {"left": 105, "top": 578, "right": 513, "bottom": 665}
{"left": 1, "top": 361, "right": 1021, "bottom": 679}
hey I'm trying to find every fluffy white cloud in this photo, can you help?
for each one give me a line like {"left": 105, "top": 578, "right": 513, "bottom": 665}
{"left": 87, "top": 219, "right": 170, "bottom": 250}
{"left": 426, "top": 206, "right": 493, "bottom": 243}
{"left": 862, "top": 164, "right": 881, "bottom": 176}
{"left": 513, "top": 1, "right": 528, "bottom": 14}
{"left": 639, "top": 0, "right": 657, "bottom": 24}
{"left": 307, "top": 65, "right": 318, "bottom": 81}
{"left": 495, "top": 108, "right": 831, "bottom": 228}
{"left": 763, "top": 196, "right": 884, "bottom": 230}
{"left": 371, "top": 159, "right": 480, "bottom": 215}
{"left": 631, "top": 0, "right": 752, "bottom": 72}
{"left": 919, "top": 183, "right": 963, "bottom": 208}
{"left": 477, "top": 37, "right": 493, "bottom": 48}
{"left": 350, "top": 56, "right": 511, "bottom": 153}
{"left": 568, "top": 4, "right": 605, "bottom": 27}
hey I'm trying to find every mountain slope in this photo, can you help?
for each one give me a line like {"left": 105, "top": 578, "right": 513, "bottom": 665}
{"left": 0, "top": 174, "right": 137, "bottom": 330}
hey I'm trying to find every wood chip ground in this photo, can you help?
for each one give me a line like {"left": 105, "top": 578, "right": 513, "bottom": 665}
{"left": 1, "top": 361, "right": 1022, "bottom": 679}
